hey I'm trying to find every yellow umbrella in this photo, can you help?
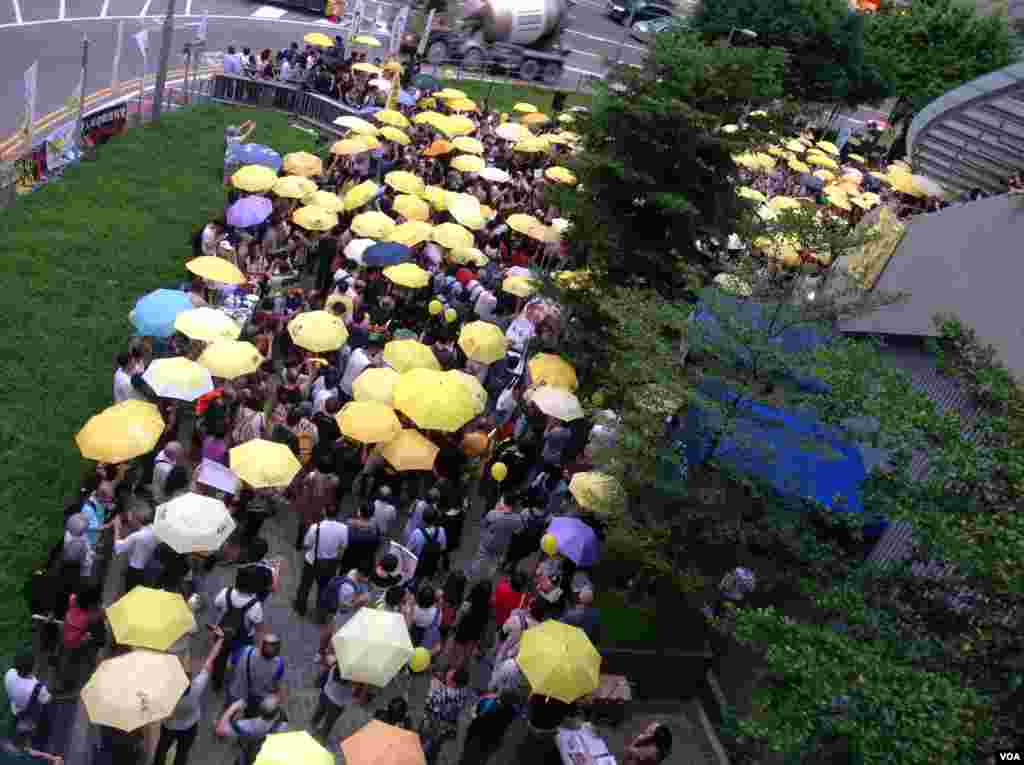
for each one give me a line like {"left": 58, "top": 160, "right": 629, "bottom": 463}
{"left": 458, "top": 321, "right": 508, "bottom": 364}
{"left": 528, "top": 353, "right": 577, "bottom": 390}
{"left": 384, "top": 339, "right": 441, "bottom": 373}
{"left": 440, "top": 115, "right": 476, "bottom": 137}
{"left": 421, "top": 185, "right": 449, "bottom": 211}
{"left": 526, "top": 223, "right": 558, "bottom": 244}
{"left": 448, "top": 370, "right": 488, "bottom": 414}
{"left": 82, "top": 650, "right": 188, "bottom": 732}
{"left": 334, "top": 115, "right": 379, "bottom": 136}
{"left": 553, "top": 269, "right": 593, "bottom": 290}
{"left": 343, "top": 180, "right": 380, "bottom": 211}
{"left": 438, "top": 88, "right": 468, "bottom": 99}
{"left": 421, "top": 139, "right": 453, "bottom": 157}
{"left": 451, "top": 154, "right": 485, "bottom": 173}
{"left": 353, "top": 35, "right": 381, "bottom": 46}
{"left": 545, "top": 166, "right": 576, "bottom": 184}
{"left": 517, "top": 621, "right": 601, "bottom": 703}
{"left": 303, "top": 190, "right": 345, "bottom": 213}
{"left": 418, "top": 97, "right": 437, "bottom": 109}
{"left": 521, "top": 112, "right": 549, "bottom": 126}
{"left": 141, "top": 357, "right": 213, "bottom": 402}
{"left": 452, "top": 136, "right": 484, "bottom": 154}
{"left": 495, "top": 122, "right": 529, "bottom": 142}
{"left": 379, "top": 126, "right": 411, "bottom": 146}
{"left": 154, "top": 491, "right": 235, "bottom": 554}
{"left": 377, "top": 429, "right": 440, "bottom": 472}
{"left": 106, "top": 587, "right": 195, "bottom": 651}
{"left": 185, "top": 256, "right": 246, "bottom": 285}
{"left": 447, "top": 192, "right": 485, "bottom": 229}
{"left": 174, "top": 307, "right": 242, "bottom": 342}
{"left": 807, "top": 153, "right": 839, "bottom": 170}
{"left": 385, "top": 170, "right": 426, "bottom": 195}
{"left": 272, "top": 175, "right": 318, "bottom": 199}
{"left": 293, "top": 205, "right": 339, "bottom": 232}
{"left": 326, "top": 292, "right": 355, "bottom": 317}
{"left": 816, "top": 140, "right": 839, "bottom": 156}
{"left": 849, "top": 152, "right": 867, "bottom": 164}
{"left": 557, "top": 113, "right": 575, "bottom": 124}
{"left": 431, "top": 222, "right": 475, "bottom": 250}
{"left": 383, "top": 263, "right": 431, "bottom": 289}
{"left": 850, "top": 194, "right": 878, "bottom": 210}
{"left": 448, "top": 98, "right": 478, "bottom": 112}
{"left": 787, "top": 158, "right": 810, "bottom": 173}
{"left": 448, "top": 246, "right": 488, "bottom": 266}
{"left": 342, "top": 721, "right": 425, "bottom": 765}
{"left": 542, "top": 133, "right": 570, "bottom": 145}
{"left": 352, "top": 367, "right": 401, "bottom": 405}
{"left": 737, "top": 186, "right": 768, "bottom": 203}
{"left": 812, "top": 169, "right": 835, "bottom": 183}
{"left": 197, "top": 340, "right": 264, "bottom": 380}
{"left": 353, "top": 62, "right": 383, "bottom": 75}
{"left": 513, "top": 102, "right": 538, "bottom": 113}
{"left": 352, "top": 210, "right": 397, "bottom": 239}
{"left": 528, "top": 385, "right": 584, "bottom": 421}
{"left": 753, "top": 234, "right": 802, "bottom": 267}
{"left": 331, "top": 138, "right": 370, "bottom": 156}
{"left": 231, "top": 165, "right": 278, "bottom": 193}
{"left": 357, "top": 134, "right": 382, "bottom": 151}
{"left": 288, "top": 310, "right": 349, "bottom": 352}
{"left": 393, "top": 194, "right": 431, "bottom": 222}
{"left": 376, "top": 109, "right": 411, "bottom": 128}
{"left": 786, "top": 139, "right": 806, "bottom": 152}
{"left": 415, "top": 111, "right": 445, "bottom": 127}
{"left": 502, "top": 275, "right": 535, "bottom": 298}
{"left": 506, "top": 213, "right": 541, "bottom": 235}
{"left": 282, "top": 151, "right": 323, "bottom": 177}
{"left": 255, "top": 732, "right": 334, "bottom": 765}
{"left": 393, "top": 368, "right": 478, "bottom": 431}
{"left": 568, "top": 471, "right": 621, "bottom": 511}
{"left": 767, "top": 195, "right": 801, "bottom": 211}
{"left": 303, "top": 32, "right": 334, "bottom": 48}
{"left": 336, "top": 401, "right": 402, "bottom": 444}
{"left": 229, "top": 439, "right": 302, "bottom": 488}
{"left": 513, "top": 137, "right": 549, "bottom": 153}
{"left": 479, "top": 166, "right": 511, "bottom": 184}
{"left": 76, "top": 400, "right": 164, "bottom": 464}
{"left": 388, "top": 220, "right": 434, "bottom": 247}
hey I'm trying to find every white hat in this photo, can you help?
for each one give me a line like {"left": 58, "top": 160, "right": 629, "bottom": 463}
{"left": 219, "top": 240, "right": 234, "bottom": 251}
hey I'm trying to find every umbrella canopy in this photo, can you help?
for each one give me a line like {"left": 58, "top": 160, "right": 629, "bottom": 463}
{"left": 502, "top": 275, "right": 535, "bottom": 298}
{"left": 379, "top": 126, "right": 411, "bottom": 146}
{"left": 331, "top": 138, "right": 371, "bottom": 157}
{"left": 384, "top": 339, "right": 442, "bottom": 373}
{"left": 517, "top": 620, "right": 601, "bottom": 703}
{"left": 388, "top": 221, "right": 434, "bottom": 248}
{"left": 154, "top": 491, "right": 235, "bottom": 554}
{"left": 495, "top": 122, "right": 530, "bottom": 142}
{"left": 446, "top": 193, "right": 485, "bottom": 229}
{"left": 362, "top": 241, "right": 411, "bottom": 267}
{"left": 293, "top": 205, "right": 339, "bottom": 232}
{"left": 421, "top": 185, "right": 449, "bottom": 210}
{"left": 226, "top": 195, "right": 273, "bottom": 228}
{"left": 447, "top": 370, "right": 487, "bottom": 415}
{"left": 336, "top": 401, "right": 402, "bottom": 444}
{"left": 342, "top": 721, "right": 425, "bottom": 765}
{"left": 304, "top": 32, "right": 334, "bottom": 47}
{"left": 451, "top": 154, "right": 485, "bottom": 173}
{"left": 452, "top": 136, "right": 484, "bottom": 155}
{"left": 459, "top": 321, "right": 508, "bottom": 364}
{"left": 431, "top": 222, "right": 474, "bottom": 250}
{"left": 130, "top": 289, "right": 194, "bottom": 338}
{"left": 197, "top": 340, "right": 264, "bottom": 380}
{"left": 353, "top": 62, "right": 383, "bottom": 75}
{"left": 376, "top": 109, "right": 411, "bottom": 128}
{"left": 82, "top": 650, "right": 188, "bottom": 731}
{"left": 547, "top": 516, "right": 601, "bottom": 566}
{"left": 352, "top": 211, "right": 397, "bottom": 239}
{"left": 393, "top": 368, "right": 477, "bottom": 431}
{"left": 421, "top": 139, "right": 453, "bottom": 157}
{"left": 76, "top": 401, "right": 164, "bottom": 464}
{"left": 438, "top": 115, "right": 476, "bottom": 137}
{"left": 141, "top": 357, "right": 214, "bottom": 402}
{"left": 335, "top": 115, "right": 379, "bottom": 135}
{"left": 356, "top": 134, "right": 382, "bottom": 151}
{"left": 448, "top": 247, "right": 488, "bottom": 267}
{"left": 332, "top": 608, "right": 415, "bottom": 687}
{"left": 528, "top": 353, "right": 577, "bottom": 390}
{"left": 106, "top": 587, "right": 195, "bottom": 651}
{"left": 514, "top": 137, "right": 549, "bottom": 154}
{"left": 303, "top": 190, "right": 345, "bottom": 213}
{"left": 377, "top": 429, "right": 440, "bottom": 472}
{"left": 230, "top": 439, "right": 302, "bottom": 488}
{"left": 353, "top": 34, "right": 381, "bottom": 46}
{"left": 393, "top": 195, "right": 431, "bottom": 222}
{"left": 352, "top": 367, "right": 401, "bottom": 405}
{"left": 185, "top": 256, "right": 246, "bottom": 285}
{"left": 343, "top": 180, "right": 380, "bottom": 211}
{"left": 282, "top": 151, "right": 323, "bottom": 177}
{"left": 383, "top": 263, "right": 431, "bottom": 289}
{"left": 385, "top": 170, "right": 426, "bottom": 195}
{"left": 545, "top": 166, "right": 576, "bottom": 185}
{"left": 478, "top": 167, "right": 511, "bottom": 184}
{"left": 568, "top": 471, "right": 621, "bottom": 511}
{"left": 288, "top": 311, "right": 349, "bottom": 353}
{"left": 228, "top": 143, "right": 282, "bottom": 171}
{"left": 272, "top": 175, "right": 318, "bottom": 199}
{"left": 528, "top": 385, "right": 584, "bottom": 421}
{"left": 513, "top": 102, "right": 537, "bottom": 113}
{"left": 448, "top": 98, "right": 478, "bottom": 112}
{"left": 506, "top": 213, "right": 541, "bottom": 235}
{"left": 174, "top": 307, "right": 242, "bottom": 342}
{"left": 232, "top": 165, "right": 278, "bottom": 193}
{"left": 344, "top": 238, "right": 377, "bottom": 265}
{"left": 437, "top": 87, "right": 467, "bottom": 99}
{"left": 255, "top": 732, "right": 333, "bottom": 765}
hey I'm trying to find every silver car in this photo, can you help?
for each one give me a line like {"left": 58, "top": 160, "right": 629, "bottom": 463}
{"left": 630, "top": 15, "right": 685, "bottom": 44}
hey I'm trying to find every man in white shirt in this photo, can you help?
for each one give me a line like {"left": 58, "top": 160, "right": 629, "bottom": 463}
{"left": 340, "top": 343, "right": 378, "bottom": 399}
{"left": 113, "top": 351, "right": 144, "bottom": 403}
{"left": 293, "top": 506, "right": 348, "bottom": 619}
{"left": 211, "top": 584, "right": 266, "bottom": 691}
{"left": 113, "top": 506, "right": 159, "bottom": 594}
{"left": 371, "top": 486, "right": 397, "bottom": 539}
{"left": 223, "top": 46, "right": 243, "bottom": 75}
{"left": 155, "top": 628, "right": 225, "bottom": 765}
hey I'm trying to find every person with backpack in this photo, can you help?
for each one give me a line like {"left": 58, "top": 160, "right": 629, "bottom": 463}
{"left": 210, "top": 581, "right": 265, "bottom": 692}
{"left": 5, "top": 654, "right": 51, "bottom": 744}
{"left": 227, "top": 634, "right": 286, "bottom": 711}
{"left": 402, "top": 488, "right": 438, "bottom": 547}
{"left": 468, "top": 496, "right": 524, "bottom": 582}
{"left": 407, "top": 584, "right": 442, "bottom": 652}
{"left": 317, "top": 561, "right": 373, "bottom": 662}
{"left": 503, "top": 494, "right": 550, "bottom": 574}
{"left": 337, "top": 503, "right": 380, "bottom": 575}
{"left": 408, "top": 508, "right": 447, "bottom": 583}
{"left": 293, "top": 504, "right": 347, "bottom": 620}
{"left": 215, "top": 696, "right": 288, "bottom": 765}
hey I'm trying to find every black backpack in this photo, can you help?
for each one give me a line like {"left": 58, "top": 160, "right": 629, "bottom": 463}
{"left": 415, "top": 528, "right": 443, "bottom": 580}
{"left": 218, "top": 587, "right": 259, "bottom": 642}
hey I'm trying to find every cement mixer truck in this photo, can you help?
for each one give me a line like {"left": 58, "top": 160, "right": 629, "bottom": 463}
{"left": 415, "top": 0, "right": 570, "bottom": 85}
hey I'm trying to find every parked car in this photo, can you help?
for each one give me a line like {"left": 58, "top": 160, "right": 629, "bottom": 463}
{"left": 607, "top": 0, "right": 674, "bottom": 25}
{"left": 629, "top": 14, "right": 686, "bottom": 43}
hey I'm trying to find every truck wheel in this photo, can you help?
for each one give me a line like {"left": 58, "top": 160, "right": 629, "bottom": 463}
{"left": 518, "top": 59, "right": 541, "bottom": 80}
{"left": 426, "top": 41, "right": 448, "bottom": 65}
{"left": 541, "top": 62, "right": 562, "bottom": 85}
{"left": 462, "top": 47, "right": 485, "bottom": 72}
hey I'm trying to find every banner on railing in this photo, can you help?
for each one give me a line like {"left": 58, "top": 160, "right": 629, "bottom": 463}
{"left": 82, "top": 103, "right": 128, "bottom": 146}
{"left": 45, "top": 122, "right": 80, "bottom": 172}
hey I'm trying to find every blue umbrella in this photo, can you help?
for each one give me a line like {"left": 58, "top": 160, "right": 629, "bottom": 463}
{"left": 546, "top": 516, "right": 601, "bottom": 567}
{"left": 229, "top": 143, "right": 282, "bottom": 171}
{"left": 130, "top": 289, "right": 194, "bottom": 338}
{"left": 226, "top": 196, "right": 273, "bottom": 228}
{"left": 397, "top": 90, "right": 416, "bottom": 107}
{"left": 362, "top": 242, "right": 411, "bottom": 268}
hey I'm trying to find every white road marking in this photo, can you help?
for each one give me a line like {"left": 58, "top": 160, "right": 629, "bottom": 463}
{"left": 250, "top": 5, "right": 288, "bottom": 18}
{"left": 100, "top": 0, "right": 109, "bottom": 16}
{"left": 564, "top": 28, "right": 644, "bottom": 52}
{"left": 571, "top": 0, "right": 609, "bottom": 10}
{"left": 185, "top": 0, "right": 192, "bottom": 15}
{"left": 568, "top": 47, "right": 601, "bottom": 58}
{"left": 59, "top": 0, "right": 66, "bottom": 20}
{"left": 138, "top": 0, "right": 152, "bottom": 16}
{"left": 10, "top": 0, "right": 21, "bottom": 24}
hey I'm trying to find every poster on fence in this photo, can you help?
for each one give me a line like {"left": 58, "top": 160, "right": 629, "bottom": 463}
{"left": 45, "top": 122, "right": 80, "bottom": 172}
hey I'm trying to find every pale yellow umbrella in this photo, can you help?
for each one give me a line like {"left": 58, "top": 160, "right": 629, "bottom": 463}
{"left": 527, "top": 223, "right": 558, "bottom": 244}
{"left": 303, "top": 32, "right": 334, "bottom": 48}
{"left": 255, "top": 732, "right": 334, "bottom": 765}
{"left": 353, "top": 62, "right": 383, "bottom": 76}
{"left": 448, "top": 98, "right": 479, "bottom": 113}
{"left": 568, "top": 471, "right": 622, "bottom": 511}
{"left": 753, "top": 234, "right": 802, "bottom": 267}
{"left": 479, "top": 166, "right": 511, "bottom": 184}
{"left": 352, "top": 367, "right": 401, "bottom": 405}
{"left": 383, "top": 263, "right": 431, "bottom": 289}
{"left": 512, "top": 101, "right": 535, "bottom": 112}
{"left": 197, "top": 340, "right": 264, "bottom": 380}
{"left": 545, "top": 166, "right": 576, "bottom": 184}
{"left": 288, "top": 310, "right": 349, "bottom": 352}
{"left": 303, "top": 190, "right": 345, "bottom": 213}
{"left": 106, "top": 587, "right": 196, "bottom": 651}
{"left": 230, "top": 439, "right": 302, "bottom": 488}
{"left": 334, "top": 115, "right": 379, "bottom": 136}
{"left": 393, "top": 368, "right": 478, "bottom": 431}
{"left": 431, "top": 222, "right": 475, "bottom": 250}
{"left": 786, "top": 139, "right": 806, "bottom": 152}
{"left": 186, "top": 256, "right": 246, "bottom": 285}
{"left": 439, "top": 115, "right": 476, "bottom": 137}
{"left": 375, "top": 109, "right": 411, "bottom": 128}
{"left": 527, "top": 385, "right": 585, "bottom": 421}
{"left": 174, "top": 307, "right": 242, "bottom": 342}
{"left": 458, "top": 321, "right": 508, "bottom": 364}
{"left": 452, "top": 136, "right": 484, "bottom": 154}
{"left": 414, "top": 111, "right": 446, "bottom": 127}
{"left": 513, "top": 137, "right": 549, "bottom": 154}
{"left": 272, "top": 175, "right": 318, "bottom": 199}
{"left": 293, "top": 205, "right": 339, "bottom": 232}
{"left": 336, "top": 401, "right": 402, "bottom": 444}
{"left": 384, "top": 339, "right": 441, "bottom": 373}
{"left": 388, "top": 221, "right": 434, "bottom": 247}
{"left": 495, "top": 122, "right": 529, "bottom": 142}
{"left": 331, "top": 138, "right": 371, "bottom": 157}
{"left": 282, "top": 151, "right": 323, "bottom": 177}
{"left": 351, "top": 210, "right": 397, "bottom": 239}
{"left": 76, "top": 400, "right": 164, "bottom": 465}
{"left": 787, "top": 158, "right": 810, "bottom": 173}
{"left": 353, "top": 34, "right": 382, "bottom": 46}
{"left": 82, "top": 650, "right": 188, "bottom": 731}
{"left": 447, "top": 192, "right": 485, "bottom": 229}
{"left": 357, "top": 134, "right": 382, "bottom": 151}
{"left": 448, "top": 247, "right": 488, "bottom": 266}
{"left": 506, "top": 213, "right": 541, "bottom": 235}
{"left": 379, "top": 126, "right": 411, "bottom": 146}
{"left": 342, "top": 721, "right": 425, "bottom": 765}
{"left": 385, "top": 170, "right": 426, "bottom": 195}
{"left": 816, "top": 140, "right": 839, "bottom": 156}
{"left": 376, "top": 429, "right": 440, "bottom": 472}
{"left": 232, "top": 165, "right": 278, "bottom": 193}
{"left": 437, "top": 88, "right": 467, "bottom": 99}
{"left": 807, "top": 153, "right": 839, "bottom": 170}
{"left": 393, "top": 194, "right": 431, "bottom": 222}
{"left": 737, "top": 186, "right": 768, "bottom": 203}
{"left": 451, "top": 154, "right": 485, "bottom": 173}
{"left": 767, "top": 195, "right": 801, "bottom": 211}
{"left": 521, "top": 112, "right": 549, "bottom": 126}
{"left": 421, "top": 185, "right": 449, "bottom": 211}
{"left": 141, "top": 357, "right": 213, "bottom": 402}
{"left": 502, "top": 275, "right": 535, "bottom": 298}
{"left": 528, "top": 353, "right": 578, "bottom": 390}
{"left": 343, "top": 180, "right": 380, "bottom": 211}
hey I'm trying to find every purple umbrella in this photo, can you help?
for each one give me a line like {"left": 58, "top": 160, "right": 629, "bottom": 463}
{"left": 226, "top": 196, "right": 273, "bottom": 228}
{"left": 546, "top": 516, "right": 601, "bottom": 567}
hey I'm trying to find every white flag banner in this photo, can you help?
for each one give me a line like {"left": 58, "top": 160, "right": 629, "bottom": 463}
{"left": 390, "top": 6, "right": 408, "bottom": 56}
{"left": 417, "top": 10, "right": 436, "bottom": 57}
{"left": 111, "top": 21, "right": 125, "bottom": 96}
{"left": 23, "top": 61, "right": 38, "bottom": 146}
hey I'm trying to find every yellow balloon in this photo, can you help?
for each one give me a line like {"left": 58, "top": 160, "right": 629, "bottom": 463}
{"left": 444, "top": 308, "right": 458, "bottom": 324}
{"left": 541, "top": 533, "right": 559, "bottom": 557}
{"left": 428, "top": 300, "right": 443, "bottom": 316}
{"left": 410, "top": 646, "right": 431, "bottom": 672}
{"left": 491, "top": 462, "right": 508, "bottom": 482}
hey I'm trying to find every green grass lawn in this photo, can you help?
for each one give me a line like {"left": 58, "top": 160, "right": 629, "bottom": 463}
{"left": 439, "top": 77, "right": 592, "bottom": 117}
{"left": 0, "top": 104, "right": 316, "bottom": 662}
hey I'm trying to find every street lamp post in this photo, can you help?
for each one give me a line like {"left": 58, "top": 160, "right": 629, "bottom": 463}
{"left": 152, "top": 0, "right": 178, "bottom": 122}
{"left": 726, "top": 27, "right": 758, "bottom": 46}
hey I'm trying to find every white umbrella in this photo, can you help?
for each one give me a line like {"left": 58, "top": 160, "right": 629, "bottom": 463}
{"left": 345, "top": 238, "right": 377, "bottom": 265}
{"left": 141, "top": 357, "right": 214, "bottom": 402}
{"left": 527, "top": 385, "right": 585, "bottom": 422}
{"left": 153, "top": 492, "right": 235, "bottom": 554}
{"left": 331, "top": 608, "right": 415, "bottom": 687}
{"left": 479, "top": 167, "right": 511, "bottom": 184}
